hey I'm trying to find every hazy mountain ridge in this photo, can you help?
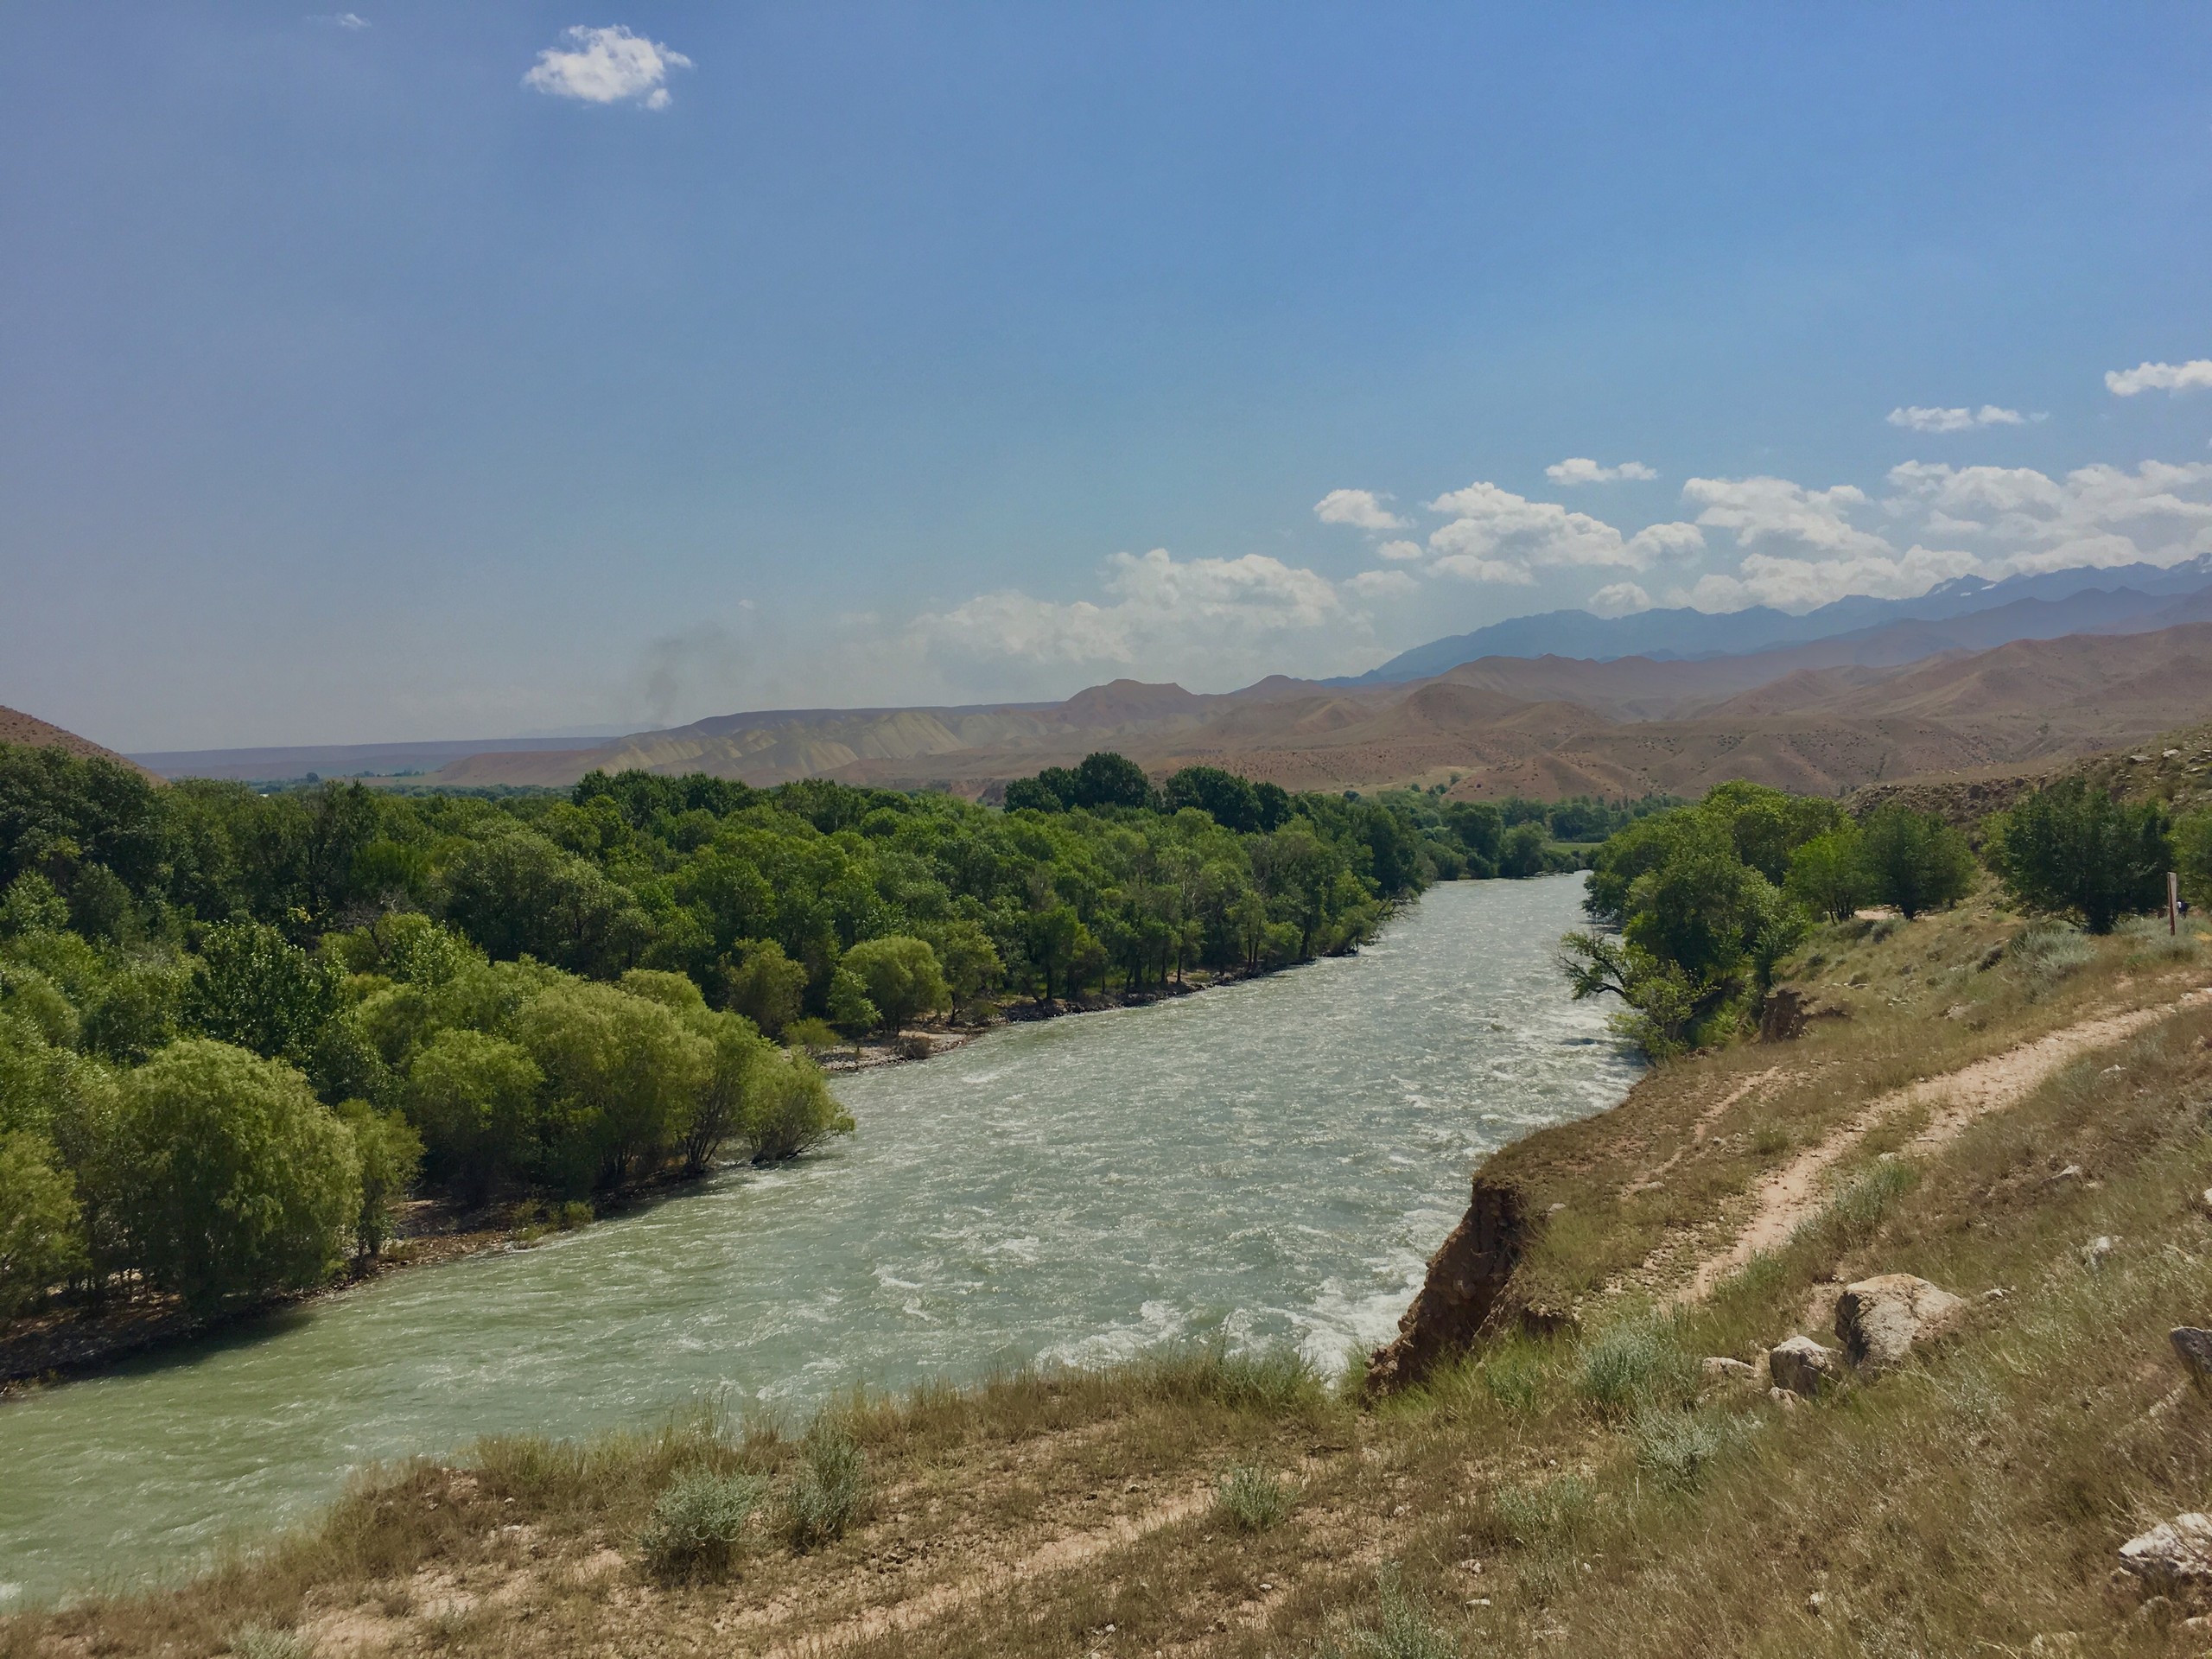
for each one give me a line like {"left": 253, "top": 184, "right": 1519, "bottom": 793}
{"left": 1347, "top": 556, "right": 2212, "bottom": 680}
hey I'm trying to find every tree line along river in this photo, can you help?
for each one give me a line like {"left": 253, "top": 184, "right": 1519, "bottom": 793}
{"left": 0, "top": 874, "right": 1639, "bottom": 1607}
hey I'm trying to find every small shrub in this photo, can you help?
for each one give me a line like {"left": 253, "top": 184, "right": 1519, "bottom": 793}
{"left": 556, "top": 1199, "right": 594, "bottom": 1230}
{"left": 1318, "top": 1567, "right": 1459, "bottom": 1659}
{"left": 1215, "top": 1463, "right": 1291, "bottom": 1532}
{"left": 1487, "top": 1474, "right": 1593, "bottom": 1548}
{"left": 1575, "top": 1313, "right": 1696, "bottom": 1417}
{"left": 2005, "top": 918, "right": 2093, "bottom": 996}
{"left": 639, "top": 1465, "right": 765, "bottom": 1580}
{"left": 2116, "top": 913, "right": 2201, "bottom": 964}
{"left": 783, "top": 1016, "right": 841, "bottom": 1052}
{"left": 229, "top": 1627, "right": 312, "bottom": 1659}
{"left": 783, "top": 1420, "right": 867, "bottom": 1549}
{"left": 1631, "top": 1407, "right": 1734, "bottom": 1490}
{"left": 1750, "top": 1121, "right": 1792, "bottom": 1157}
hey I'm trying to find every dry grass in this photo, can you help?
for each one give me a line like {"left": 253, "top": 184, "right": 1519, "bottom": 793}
{"left": 13, "top": 895, "right": 2212, "bottom": 1657}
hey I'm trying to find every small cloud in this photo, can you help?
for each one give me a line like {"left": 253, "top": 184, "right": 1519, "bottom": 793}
{"left": 524, "top": 24, "right": 691, "bottom": 108}
{"left": 1587, "top": 582, "right": 1654, "bottom": 617}
{"left": 311, "top": 11, "right": 370, "bottom": 26}
{"left": 1375, "top": 539, "right": 1425, "bottom": 562}
{"left": 1313, "top": 488, "right": 1407, "bottom": 531}
{"left": 1886, "top": 404, "right": 2026, "bottom": 432}
{"left": 1346, "top": 569, "right": 1420, "bottom": 598}
{"left": 2107, "top": 359, "right": 2212, "bottom": 397}
{"left": 1545, "top": 457, "right": 1657, "bottom": 485}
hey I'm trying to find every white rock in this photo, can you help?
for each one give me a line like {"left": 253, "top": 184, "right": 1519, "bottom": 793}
{"left": 1701, "top": 1356, "right": 1759, "bottom": 1385}
{"left": 2120, "top": 1514, "right": 2212, "bottom": 1589}
{"left": 1768, "top": 1335, "right": 1842, "bottom": 1397}
{"left": 1834, "top": 1274, "right": 1967, "bottom": 1373}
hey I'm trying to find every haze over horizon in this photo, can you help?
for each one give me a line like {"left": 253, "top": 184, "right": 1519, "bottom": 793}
{"left": 5, "top": 4, "right": 2211, "bottom": 751}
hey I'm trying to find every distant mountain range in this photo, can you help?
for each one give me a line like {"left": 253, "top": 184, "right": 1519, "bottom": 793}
{"left": 99, "top": 553, "right": 2212, "bottom": 806}
{"left": 1342, "top": 556, "right": 2212, "bottom": 681}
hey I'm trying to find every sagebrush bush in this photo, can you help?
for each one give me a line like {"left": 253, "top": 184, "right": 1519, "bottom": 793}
{"left": 783, "top": 1420, "right": 867, "bottom": 1549}
{"left": 1631, "top": 1407, "right": 1734, "bottom": 1490}
{"left": 2006, "top": 918, "right": 2092, "bottom": 995}
{"left": 639, "top": 1465, "right": 765, "bottom": 1579}
{"left": 1576, "top": 1313, "right": 1696, "bottom": 1416}
{"left": 1318, "top": 1567, "right": 1459, "bottom": 1659}
{"left": 1214, "top": 1463, "right": 1291, "bottom": 1532}
{"left": 2116, "top": 913, "right": 2201, "bottom": 964}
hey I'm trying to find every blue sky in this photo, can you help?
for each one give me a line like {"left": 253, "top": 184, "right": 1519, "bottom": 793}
{"left": 3, "top": 3, "right": 2210, "bottom": 749}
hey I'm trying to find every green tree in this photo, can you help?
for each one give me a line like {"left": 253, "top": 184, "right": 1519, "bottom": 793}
{"left": 1497, "top": 821, "right": 1550, "bottom": 880}
{"left": 404, "top": 1028, "right": 544, "bottom": 1204}
{"left": 183, "top": 920, "right": 342, "bottom": 1070}
{"left": 337, "top": 1101, "right": 423, "bottom": 1263}
{"left": 746, "top": 1050, "right": 855, "bottom": 1160}
{"left": 0, "top": 871, "right": 69, "bottom": 936}
{"left": 1162, "top": 766, "right": 1262, "bottom": 832}
{"left": 1988, "top": 779, "right": 2171, "bottom": 933}
{"left": 1856, "top": 804, "right": 1974, "bottom": 918}
{"left": 682, "top": 1010, "right": 776, "bottom": 1173}
{"left": 0, "top": 1131, "right": 86, "bottom": 1316}
{"left": 108, "top": 1040, "right": 360, "bottom": 1311}
{"left": 841, "top": 936, "right": 950, "bottom": 1032}
{"left": 1784, "top": 826, "right": 1866, "bottom": 923}
{"left": 825, "top": 963, "right": 880, "bottom": 1037}
{"left": 512, "top": 980, "right": 711, "bottom": 1190}
{"left": 721, "top": 939, "right": 807, "bottom": 1037}
{"left": 1071, "top": 751, "right": 1154, "bottom": 810}
{"left": 442, "top": 827, "right": 652, "bottom": 977}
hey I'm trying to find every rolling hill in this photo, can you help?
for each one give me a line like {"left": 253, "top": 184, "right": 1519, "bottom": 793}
{"left": 0, "top": 706, "right": 158, "bottom": 779}
{"left": 412, "top": 618, "right": 2212, "bottom": 804}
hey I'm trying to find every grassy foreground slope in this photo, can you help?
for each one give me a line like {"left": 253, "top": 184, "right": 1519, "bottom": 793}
{"left": 11, "top": 891, "right": 2212, "bottom": 1657}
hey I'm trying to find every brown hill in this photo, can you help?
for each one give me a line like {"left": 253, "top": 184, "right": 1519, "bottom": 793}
{"left": 0, "top": 706, "right": 158, "bottom": 779}
{"left": 424, "top": 620, "right": 2212, "bottom": 802}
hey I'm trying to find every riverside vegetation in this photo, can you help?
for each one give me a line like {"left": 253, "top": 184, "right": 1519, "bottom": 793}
{"left": 0, "top": 742, "right": 1577, "bottom": 1350}
{"left": 13, "top": 741, "right": 2212, "bottom": 1656}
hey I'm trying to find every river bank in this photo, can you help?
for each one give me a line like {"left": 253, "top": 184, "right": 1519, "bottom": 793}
{"left": 0, "top": 931, "right": 1396, "bottom": 1394}
{"left": 0, "top": 876, "right": 1632, "bottom": 1608}
{"left": 14, "top": 884, "right": 2211, "bottom": 1653}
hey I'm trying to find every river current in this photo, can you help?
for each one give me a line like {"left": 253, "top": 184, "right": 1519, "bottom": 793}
{"left": 0, "top": 874, "right": 1638, "bottom": 1605}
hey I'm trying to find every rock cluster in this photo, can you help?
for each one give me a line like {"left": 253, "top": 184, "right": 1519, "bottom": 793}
{"left": 2120, "top": 1514, "right": 2212, "bottom": 1592}
{"left": 1758, "top": 1273, "right": 1967, "bottom": 1397}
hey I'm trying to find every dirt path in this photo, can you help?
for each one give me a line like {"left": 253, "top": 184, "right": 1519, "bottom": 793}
{"left": 1681, "top": 988, "right": 2212, "bottom": 1301}
{"left": 753, "top": 1484, "right": 1216, "bottom": 1657}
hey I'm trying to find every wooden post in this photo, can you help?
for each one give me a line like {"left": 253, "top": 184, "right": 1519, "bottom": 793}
{"left": 2171, "top": 870, "right": 2181, "bottom": 936}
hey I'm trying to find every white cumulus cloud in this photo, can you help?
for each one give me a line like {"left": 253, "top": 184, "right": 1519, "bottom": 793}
{"left": 1681, "top": 546, "right": 1981, "bottom": 614}
{"left": 913, "top": 549, "right": 1358, "bottom": 679}
{"left": 1375, "top": 539, "right": 1425, "bottom": 562}
{"left": 1346, "top": 568, "right": 1421, "bottom": 598}
{"left": 1545, "top": 457, "right": 1658, "bottom": 485}
{"left": 524, "top": 24, "right": 691, "bottom": 109}
{"left": 313, "top": 11, "right": 370, "bottom": 28}
{"left": 1425, "top": 481, "right": 1643, "bottom": 578}
{"left": 1313, "top": 488, "right": 1407, "bottom": 531}
{"left": 1682, "top": 475, "right": 1892, "bottom": 559}
{"left": 2107, "top": 360, "right": 2212, "bottom": 396}
{"left": 1886, "top": 405, "right": 2027, "bottom": 432}
{"left": 1587, "top": 582, "right": 1654, "bottom": 617}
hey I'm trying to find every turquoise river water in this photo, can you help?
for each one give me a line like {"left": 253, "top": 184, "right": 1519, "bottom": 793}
{"left": 0, "top": 874, "right": 1638, "bottom": 1605}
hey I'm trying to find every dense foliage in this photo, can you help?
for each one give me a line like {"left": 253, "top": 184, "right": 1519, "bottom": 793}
{"left": 0, "top": 740, "right": 1552, "bottom": 1322}
{"left": 1566, "top": 772, "right": 2187, "bottom": 1060}
{"left": 1986, "top": 778, "right": 2173, "bottom": 934}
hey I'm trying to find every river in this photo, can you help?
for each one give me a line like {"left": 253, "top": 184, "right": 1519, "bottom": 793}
{"left": 0, "top": 874, "right": 1638, "bottom": 1606}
